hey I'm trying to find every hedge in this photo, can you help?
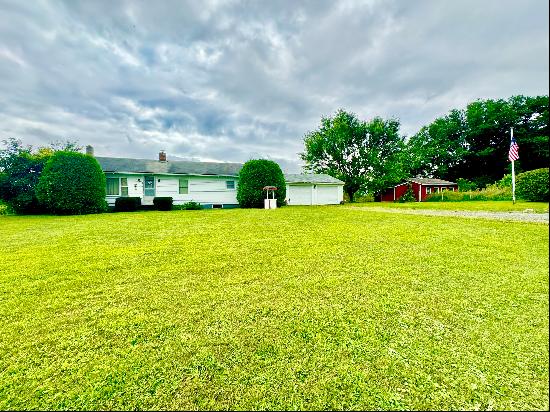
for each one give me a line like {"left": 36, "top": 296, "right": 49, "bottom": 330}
{"left": 425, "top": 187, "right": 512, "bottom": 202}
{"left": 153, "top": 197, "right": 173, "bottom": 211}
{"left": 174, "top": 201, "right": 202, "bottom": 210}
{"left": 114, "top": 197, "right": 141, "bottom": 212}
{"left": 516, "top": 168, "right": 549, "bottom": 202}
{"left": 36, "top": 151, "right": 106, "bottom": 214}
{"left": 237, "top": 159, "right": 286, "bottom": 208}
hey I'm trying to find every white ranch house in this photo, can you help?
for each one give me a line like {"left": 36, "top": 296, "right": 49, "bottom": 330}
{"left": 94, "top": 150, "right": 344, "bottom": 208}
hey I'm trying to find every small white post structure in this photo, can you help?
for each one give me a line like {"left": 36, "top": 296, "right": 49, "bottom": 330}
{"left": 511, "top": 127, "right": 516, "bottom": 205}
{"left": 263, "top": 186, "right": 278, "bottom": 209}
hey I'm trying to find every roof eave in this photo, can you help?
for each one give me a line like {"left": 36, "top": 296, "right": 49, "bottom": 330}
{"left": 103, "top": 171, "right": 238, "bottom": 177}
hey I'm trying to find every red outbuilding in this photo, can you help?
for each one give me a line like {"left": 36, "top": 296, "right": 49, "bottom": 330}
{"left": 380, "top": 178, "right": 458, "bottom": 202}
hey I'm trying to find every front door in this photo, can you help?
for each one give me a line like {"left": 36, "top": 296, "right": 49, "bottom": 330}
{"left": 144, "top": 175, "right": 155, "bottom": 197}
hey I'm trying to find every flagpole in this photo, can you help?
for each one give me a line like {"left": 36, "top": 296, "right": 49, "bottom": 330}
{"left": 511, "top": 127, "right": 515, "bottom": 204}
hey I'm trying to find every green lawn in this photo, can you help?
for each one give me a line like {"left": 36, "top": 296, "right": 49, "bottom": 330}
{"left": 348, "top": 200, "right": 549, "bottom": 213}
{"left": 0, "top": 207, "right": 548, "bottom": 410}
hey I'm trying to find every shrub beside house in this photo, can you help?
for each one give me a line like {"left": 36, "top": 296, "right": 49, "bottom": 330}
{"left": 36, "top": 151, "right": 106, "bottom": 215}
{"left": 237, "top": 159, "right": 287, "bottom": 208}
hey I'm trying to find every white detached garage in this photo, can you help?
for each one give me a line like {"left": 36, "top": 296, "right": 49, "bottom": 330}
{"left": 284, "top": 174, "right": 344, "bottom": 206}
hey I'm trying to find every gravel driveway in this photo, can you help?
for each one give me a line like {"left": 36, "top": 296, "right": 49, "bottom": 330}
{"left": 355, "top": 207, "right": 549, "bottom": 223}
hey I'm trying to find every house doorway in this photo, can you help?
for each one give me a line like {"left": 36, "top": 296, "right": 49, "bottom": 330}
{"left": 144, "top": 175, "right": 155, "bottom": 201}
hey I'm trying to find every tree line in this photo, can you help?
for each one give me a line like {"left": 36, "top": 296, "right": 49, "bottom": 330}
{"left": 301, "top": 95, "right": 548, "bottom": 202}
{"left": 1, "top": 94, "right": 548, "bottom": 212}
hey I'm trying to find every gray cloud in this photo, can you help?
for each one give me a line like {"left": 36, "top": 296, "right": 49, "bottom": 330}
{"left": 0, "top": 0, "right": 548, "bottom": 172}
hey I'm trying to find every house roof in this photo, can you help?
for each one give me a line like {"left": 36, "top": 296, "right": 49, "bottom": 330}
{"left": 96, "top": 156, "right": 242, "bottom": 176}
{"left": 407, "top": 177, "right": 457, "bottom": 185}
{"left": 284, "top": 173, "right": 344, "bottom": 185}
{"left": 96, "top": 156, "right": 345, "bottom": 184}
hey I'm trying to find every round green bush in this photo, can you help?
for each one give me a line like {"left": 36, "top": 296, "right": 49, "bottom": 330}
{"left": 36, "top": 151, "right": 107, "bottom": 214}
{"left": 153, "top": 196, "right": 173, "bottom": 211}
{"left": 178, "top": 201, "right": 202, "bottom": 210}
{"left": 516, "top": 168, "right": 549, "bottom": 202}
{"left": 114, "top": 197, "right": 141, "bottom": 212}
{"left": 237, "top": 159, "right": 286, "bottom": 208}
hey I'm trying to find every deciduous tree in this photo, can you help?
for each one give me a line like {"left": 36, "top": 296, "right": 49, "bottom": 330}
{"left": 301, "top": 109, "right": 407, "bottom": 202}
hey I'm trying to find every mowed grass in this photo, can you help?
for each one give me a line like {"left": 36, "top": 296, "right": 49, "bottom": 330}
{"left": 347, "top": 200, "right": 549, "bottom": 213}
{"left": 0, "top": 207, "right": 548, "bottom": 410}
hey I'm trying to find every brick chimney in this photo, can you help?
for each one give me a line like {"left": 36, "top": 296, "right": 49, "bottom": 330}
{"left": 85, "top": 145, "right": 94, "bottom": 157}
{"left": 159, "top": 150, "right": 167, "bottom": 162}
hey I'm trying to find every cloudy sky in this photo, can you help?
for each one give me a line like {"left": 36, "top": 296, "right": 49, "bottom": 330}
{"left": 0, "top": 0, "right": 548, "bottom": 172}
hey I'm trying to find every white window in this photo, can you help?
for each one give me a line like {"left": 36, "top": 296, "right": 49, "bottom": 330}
{"left": 179, "top": 178, "right": 189, "bottom": 194}
{"left": 105, "top": 177, "right": 128, "bottom": 197}
{"left": 106, "top": 177, "right": 129, "bottom": 196}
{"left": 426, "top": 187, "right": 432, "bottom": 194}
{"left": 106, "top": 178, "right": 120, "bottom": 196}
{"left": 121, "top": 178, "right": 128, "bottom": 197}
{"left": 226, "top": 180, "right": 235, "bottom": 189}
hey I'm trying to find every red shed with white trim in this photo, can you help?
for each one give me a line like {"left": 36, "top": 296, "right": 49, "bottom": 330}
{"left": 380, "top": 178, "right": 458, "bottom": 202}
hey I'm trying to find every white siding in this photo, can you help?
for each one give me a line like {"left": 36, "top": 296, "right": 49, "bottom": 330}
{"left": 127, "top": 177, "right": 143, "bottom": 197}
{"left": 156, "top": 177, "right": 178, "bottom": 196}
{"left": 105, "top": 173, "right": 238, "bottom": 206}
{"left": 185, "top": 177, "right": 238, "bottom": 205}
{"left": 105, "top": 173, "right": 342, "bottom": 207}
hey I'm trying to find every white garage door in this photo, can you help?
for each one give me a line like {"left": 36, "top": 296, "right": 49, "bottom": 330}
{"left": 316, "top": 185, "right": 340, "bottom": 204}
{"left": 287, "top": 185, "right": 312, "bottom": 205}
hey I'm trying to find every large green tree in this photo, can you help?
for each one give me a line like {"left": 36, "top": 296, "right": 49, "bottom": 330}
{"left": 408, "top": 95, "right": 549, "bottom": 186}
{"left": 301, "top": 109, "right": 407, "bottom": 201}
{"left": 407, "top": 109, "right": 468, "bottom": 180}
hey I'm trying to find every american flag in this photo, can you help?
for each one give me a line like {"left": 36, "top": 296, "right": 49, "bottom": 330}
{"left": 508, "top": 137, "right": 519, "bottom": 161}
